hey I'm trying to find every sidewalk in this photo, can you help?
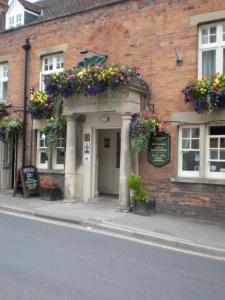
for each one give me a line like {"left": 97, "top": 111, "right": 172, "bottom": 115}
{"left": 0, "top": 191, "right": 225, "bottom": 258}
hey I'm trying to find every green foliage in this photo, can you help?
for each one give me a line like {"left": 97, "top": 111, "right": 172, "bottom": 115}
{"left": 128, "top": 173, "right": 150, "bottom": 202}
{"left": 0, "top": 118, "right": 22, "bottom": 142}
{"left": 128, "top": 173, "right": 142, "bottom": 190}
{"left": 43, "top": 95, "right": 66, "bottom": 150}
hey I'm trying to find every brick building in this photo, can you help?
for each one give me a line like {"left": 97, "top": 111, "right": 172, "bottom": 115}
{"left": 0, "top": 0, "right": 225, "bottom": 220}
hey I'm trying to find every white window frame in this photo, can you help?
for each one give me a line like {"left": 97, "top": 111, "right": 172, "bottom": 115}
{"left": 8, "top": 15, "right": 15, "bottom": 28}
{"left": 0, "top": 63, "right": 8, "bottom": 102}
{"left": 178, "top": 125, "right": 202, "bottom": 178}
{"left": 178, "top": 124, "right": 225, "bottom": 179}
{"left": 37, "top": 131, "right": 48, "bottom": 169}
{"left": 206, "top": 125, "right": 225, "bottom": 179}
{"left": 198, "top": 22, "right": 225, "bottom": 78}
{"left": 16, "top": 13, "right": 22, "bottom": 26}
{"left": 40, "top": 53, "right": 64, "bottom": 91}
{"left": 52, "top": 134, "right": 66, "bottom": 170}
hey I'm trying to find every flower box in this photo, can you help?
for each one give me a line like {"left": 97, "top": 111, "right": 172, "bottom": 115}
{"left": 40, "top": 187, "right": 63, "bottom": 201}
{"left": 133, "top": 199, "right": 156, "bottom": 216}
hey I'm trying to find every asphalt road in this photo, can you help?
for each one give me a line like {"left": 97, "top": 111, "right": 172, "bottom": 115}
{"left": 0, "top": 213, "right": 225, "bottom": 300}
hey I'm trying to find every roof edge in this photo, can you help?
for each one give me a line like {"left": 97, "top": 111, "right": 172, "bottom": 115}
{"left": 0, "top": 0, "right": 128, "bottom": 35}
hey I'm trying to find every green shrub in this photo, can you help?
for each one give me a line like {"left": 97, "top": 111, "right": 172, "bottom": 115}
{"left": 128, "top": 173, "right": 150, "bottom": 202}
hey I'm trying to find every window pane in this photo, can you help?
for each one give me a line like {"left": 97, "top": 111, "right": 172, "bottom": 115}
{"left": 56, "top": 149, "right": 65, "bottom": 165}
{"left": 210, "top": 138, "right": 218, "bottom": 148}
{"left": 210, "top": 162, "right": 225, "bottom": 173}
{"left": 210, "top": 149, "right": 218, "bottom": 160}
{"left": 210, "top": 27, "right": 216, "bottom": 35}
{"left": 220, "top": 138, "right": 225, "bottom": 148}
{"left": 202, "top": 50, "right": 216, "bottom": 76}
{"left": 210, "top": 126, "right": 225, "bottom": 135}
{"left": 182, "top": 128, "right": 190, "bottom": 138}
{"left": 191, "top": 128, "right": 200, "bottom": 138}
{"left": 223, "top": 25, "right": 225, "bottom": 41}
{"left": 182, "top": 139, "right": 190, "bottom": 149}
{"left": 2, "top": 82, "right": 8, "bottom": 100}
{"left": 191, "top": 139, "right": 199, "bottom": 149}
{"left": 182, "top": 151, "right": 200, "bottom": 171}
{"left": 220, "top": 150, "right": 225, "bottom": 160}
{"left": 40, "top": 151, "right": 48, "bottom": 164}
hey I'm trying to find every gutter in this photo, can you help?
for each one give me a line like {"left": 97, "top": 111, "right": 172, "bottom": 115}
{"left": 22, "top": 38, "right": 31, "bottom": 167}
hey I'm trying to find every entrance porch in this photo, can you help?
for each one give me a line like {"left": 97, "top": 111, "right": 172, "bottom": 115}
{"left": 63, "top": 82, "right": 147, "bottom": 209}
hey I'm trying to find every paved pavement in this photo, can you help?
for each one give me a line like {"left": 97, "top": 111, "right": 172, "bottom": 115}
{"left": 0, "top": 190, "right": 225, "bottom": 258}
{"left": 1, "top": 213, "right": 225, "bottom": 300}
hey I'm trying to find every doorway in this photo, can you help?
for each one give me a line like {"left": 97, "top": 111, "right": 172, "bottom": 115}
{"left": 98, "top": 129, "right": 121, "bottom": 196}
{"left": 0, "top": 141, "right": 14, "bottom": 190}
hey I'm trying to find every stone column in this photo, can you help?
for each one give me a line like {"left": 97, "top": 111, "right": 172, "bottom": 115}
{"left": 64, "top": 115, "right": 76, "bottom": 200}
{"left": 119, "top": 114, "right": 132, "bottom": 210}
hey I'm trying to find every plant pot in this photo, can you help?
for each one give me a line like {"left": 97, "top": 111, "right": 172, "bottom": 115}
{"left": 40, "top": 187, "right": 63, "bottom": 201}
{"left": 133, "top": 199, "right": 156, "bottom": 216}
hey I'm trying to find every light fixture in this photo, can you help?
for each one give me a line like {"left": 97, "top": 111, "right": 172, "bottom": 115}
{"left": 80, "top": 49, "right": 108, "bottom": 59}
{"left": 175, "top": 48, "right": 183, "bottom": 65}
{"left": 41, "top": 132, "right": 46, "bottom": 139}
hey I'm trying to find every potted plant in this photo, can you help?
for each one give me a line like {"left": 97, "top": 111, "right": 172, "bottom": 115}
{"left": 40, "top": 179, "right": 63, "bottom": 201}
{"left": 128, "top": 173, "right": 155, "bottom": 216}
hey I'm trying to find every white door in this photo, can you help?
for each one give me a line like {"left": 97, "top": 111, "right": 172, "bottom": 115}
{"left": 98, "top": 129, "right": 120, "bottom": 195}
{"left": 0, "top": 142, "right": 12, "bottom": 190}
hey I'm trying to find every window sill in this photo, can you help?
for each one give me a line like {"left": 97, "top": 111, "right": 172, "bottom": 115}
{"left": 38, "top": 169, "right": 65, "bottom": 175}
{"left": 171, "top": 176, "right": 225, "bottom": 185}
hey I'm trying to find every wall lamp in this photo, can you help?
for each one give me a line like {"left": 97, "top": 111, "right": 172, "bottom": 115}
{"left": 80, "top": 49, "right": 108, "bottom": 59}
{"left": 175, "top": 48, "right": 183, "bottom": 65}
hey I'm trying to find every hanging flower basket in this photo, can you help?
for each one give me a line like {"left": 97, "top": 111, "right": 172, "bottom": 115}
{"left": 29, "top": 89, "right": 54, "bottom": 119}
{"left": 183, "top": 74, "right": 225, "bottom": 113}
{"left": 0, "top": 118, "right": 23, "bottom": 142}
{"left": 129, "top": 113, "right": 164, "bottom": 152}
{"left": 0, "top": 102, "right": 9, "bottom": 117}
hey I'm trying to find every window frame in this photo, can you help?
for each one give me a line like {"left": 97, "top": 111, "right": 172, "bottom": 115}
{"left": 198, "top": 22, "right": 225, "bottom": 78}
{"left": 0, "top": 63, "right": 8, "bottom": 103}
{"left": 37, "top": 131, "right": 48, "bottom": 169}
{"left": 52, "top": 134, "right": 66, "bottom": 170}
{"left": 40, "top": 53, "right": 64, "bottom": 91}
{"left": 178, "top": 124, "right": 225, "bottom": 180}
{"left": 206, "top": 125, "right": 225, "bottom": 179}
{"left": 178, "top": 125, "right": 202, "bottom": 178}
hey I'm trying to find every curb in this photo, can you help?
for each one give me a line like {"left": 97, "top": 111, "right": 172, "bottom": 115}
{"left": 0, "top": 204, "right": 225, "bottom": 259}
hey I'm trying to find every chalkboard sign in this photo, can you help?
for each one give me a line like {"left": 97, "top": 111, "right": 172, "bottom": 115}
{"left": 148, "top": 134, "right": 170, "bottom": 167}
{"left": 14, "top": 165, "right": 40, "bottom": 198}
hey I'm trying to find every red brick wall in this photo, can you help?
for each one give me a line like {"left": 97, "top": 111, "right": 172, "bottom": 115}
{"left": 1, "top": 0, "right": 225, "bottom": 219}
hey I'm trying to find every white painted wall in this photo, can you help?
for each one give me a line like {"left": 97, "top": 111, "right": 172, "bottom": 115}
{"left": 6, "top": 0, "right": 25, "bottom": 29}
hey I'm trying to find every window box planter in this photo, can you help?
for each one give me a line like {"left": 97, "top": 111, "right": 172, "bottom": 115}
{"left": 133, "top": 199, "right": 156, "bottom": 216}
{"left": 40, "top": 187, "right": 63, "bottom": 201}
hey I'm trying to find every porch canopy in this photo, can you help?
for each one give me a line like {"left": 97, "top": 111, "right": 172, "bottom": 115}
{"left": 63, "top": 80, "right": 148, "bottom": 210}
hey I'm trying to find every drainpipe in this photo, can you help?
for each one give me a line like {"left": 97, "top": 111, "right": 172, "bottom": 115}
{"left": 22, "top": 39, "right": 31, "bottom": 167}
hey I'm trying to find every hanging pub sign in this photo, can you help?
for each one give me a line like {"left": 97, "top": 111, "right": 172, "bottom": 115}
{"left": 148, "top": 133, "right": 170, "bottom": 167}
{"left": 14, "top": 165, "right": 40, "bottom": 198}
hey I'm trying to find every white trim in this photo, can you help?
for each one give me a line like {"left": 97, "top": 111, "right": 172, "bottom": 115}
{"left": 40, "top": 53, "right": 64, "bottom": 91}
{"left": 0, "top": 63, "right": 8, "bottom": 103}
{"left": 36, "top": 131, "right": 48, "bottom": 169}
{"left": 178, "top": 125, "right": 202, "bottom": 178}
{"left": 198, "top": 22, "right": 225, "bottom": 78}
{"left": 52, "top": 135, "right": 65, "bottom": 170}
{"left": 206, "top": 125, "right": 225, "bottom": 179}
{"left": 178, "top": 124, "right": 225, "bottom": 180}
